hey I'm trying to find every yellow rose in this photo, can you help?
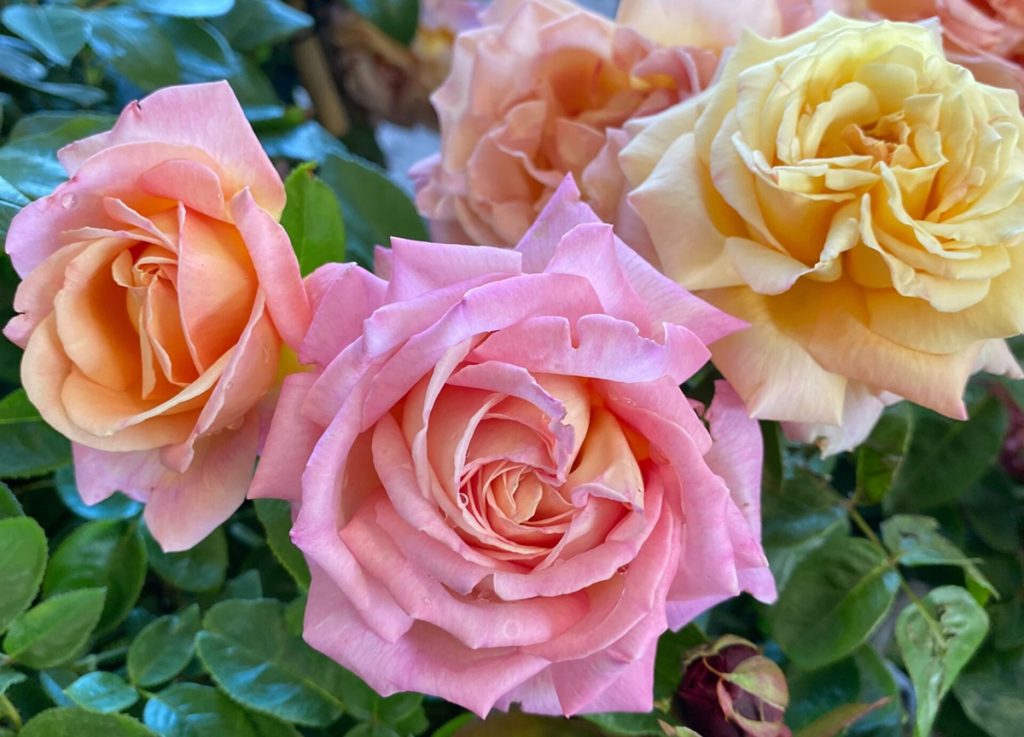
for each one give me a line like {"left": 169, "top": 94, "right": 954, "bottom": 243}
{"left": 621, "top": 14, "right": 1024, "bottom": 453}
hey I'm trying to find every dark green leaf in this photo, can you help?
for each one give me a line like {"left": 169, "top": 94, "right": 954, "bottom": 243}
{"left": 156, "top": 17, "right": 239, "bottom": 82}
{"left": 3, "top": 588, "right": 106, "bottom": 669}
{"left": 260, "top": 121, "right": 347, "bottom": 164}
{"left": 20, "top": 707, "right": 155, "bottom": 737}
{"left": 88, "top": 8, "right": 180, "bottom": 90}
{"left": 1, "top": 5, "right": 91, "bottom": 66}
{"left": 0, "top": 174, "right": 30, "bottom": 242}
{"left": 280, "top": 163, "right": 346, "bottom": 277}
{"left": 145, "top": 526, "right": 227, "bottom": 592}
{"left": 195, "top": 598, "right": 352, "bottom": 726}
{"left": 855, "top": 404, "right": 912, "bottom": 505}
{"left": 211, "top": 0, "right": 312, "bottom": 50}
{"left": 319, "top": 152, "right": 428, "bottom": 268}
{"left": 583, "top": 713, "right": 666, "bottom": 736}
{"left": 760, "top": 421, "right": 784, "bottom": 497}
{"left": 896, "top": 586, "right": 989, "bottom": 737}
{"left": 0, "top": 421, "right": 71, "bottom": 478}
{"left": 653, "top": 624, "right": 706, "bottom": 701}
{"left": 0, "top": 389, "right": 41, "bottom": 424}
{"left": 770, "top": 538, "right": 899, "bottom": 669}
{"left": 881, "top": 515, "right": 997, "bottom": 602}
{"left": 0, "top": 40, "right": 47, "bottom": 82}
{"left": 127, "top": 604, "right": 200, "bottom": 687}
{"left": 223, "top": 570, "right": 263, "bottom": 600}
{"left": 886, "top": 398, "right": 1007, "bottom": 512}
{"left": 793, "top": 699, "right": 891, "bottom": 737}
{"left": 54, "top": 466, "right": 142, "bottom": 521}
{"left": 349, "top": 0, "right": 419, "bottom": 46}
{"left": 761, "top": 470, "right": 849, "bottom": 591}
{"left": 127, "top": 0, "right": 235, "bottom": 18}
{"left": 0, "top": 481, "right": 21, "bottom": 519}
{"left": 961, "top": 469, "right": 1021, "bottom": 553}
{"left": 143, "top": 683, "right": 301, "bottom": 737}
{"left": 0, "top": 112, "right": 114, "bottom": 199}
{"left": 65, "top": 672, "right": 139, "bottom": 713}
{"left": 43, "top": 520, "right": 147, "bottom": 634}
{"left": 254, "top": 499, "right": 311, "bottom": 590}
{"left": 0, "top": 516, "right": 47, "bottom": 633}
{"left": 953, "top": 645, "right": 1024, "bottom": 737}
{"left": 0, "top": 667, "right": 26, "bottom": 695}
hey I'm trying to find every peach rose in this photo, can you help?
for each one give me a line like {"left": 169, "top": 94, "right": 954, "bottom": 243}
{"left": 621, "top": 15, "right": 1024, "bottom": 453}
{"left": 251, "top": 179, "right": 774, "bottom": 716}
{"left": 4, "top": 82, "right": 310, "bottom": 550}
{"left": 411, "top": 0, "right": 717, "bottom": 258}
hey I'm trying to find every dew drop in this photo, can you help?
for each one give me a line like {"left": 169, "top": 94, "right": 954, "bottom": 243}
{"left": 421, "top": 596, "right": 431, "bottom": 606}
{"left": 60, "top": 193, "right": 77, "bottom": 210}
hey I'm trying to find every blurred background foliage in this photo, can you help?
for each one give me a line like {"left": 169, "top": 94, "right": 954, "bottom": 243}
{"left": 0, "top": 1, "right": 1021, "bottom": 736}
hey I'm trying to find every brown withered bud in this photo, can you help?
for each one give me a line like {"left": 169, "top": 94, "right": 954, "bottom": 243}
{"left": 674, "top": 636, "right": 791, "bottom": 737}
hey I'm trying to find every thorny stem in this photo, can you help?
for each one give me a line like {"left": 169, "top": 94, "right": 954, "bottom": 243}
{"left": 846, "top": 503, "right": 946, "bottom": 643}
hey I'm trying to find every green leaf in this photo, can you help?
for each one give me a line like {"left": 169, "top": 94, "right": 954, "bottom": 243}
{"left": 20, "top": 707, "right": 155, "bottom": 737}
{"left": 88, "top": 7, "right": 181, "bottom": 90}
{"left": 761, "top": 470, "right": 849, "bottom": 591}
{"left": 881, "top": 515, "right": 997, "bottom": 602}
{"left": 319, "top": 152, "right": 428, "bottom": 268}
{"left": 195, "top": 598, "right": 352, "bottom": 726}
{"left": 1, "top": 5, "right": 91, "bottom": 66}
{"left": 211, "top": 0, "right": 312, "bottom": 50}
{"left": 3, "top": 588, "right": 106, "bottom": 669}
{"left": 127, "top": 0, "right": 235, "bottom": 18}
{"left": 0, "top": 667, "right": 26, "bottom": 695}
{"left": 254, "top": 499, "right": 311, "bottom": 590}
{"left": 583, "top": 713, "right": 666, "bottom": 736}
{"left": 896, "top": 586, "right": 989, "bottom": 737}
{"left": 223, "top": 570, "right": 264, "bottom": 600}
{"left": 0, "top": 389, "right": 41, "bottom": 424}
{"left": 0, "top": 421, "right": 71, "bottom": 478}
{"left": 143, "top": 683, "right": 301, "bottom": 737}
{"left": 0, "top": 38, "right": 47, "bottom": 82}
{"left": 961, "top": 469, "right": 1021, "bottom": 554}
{"left": 349, "top": 0, "right": 419, "bottom": 46}
{"left": 260, "top": 121, "right": 347, "bottom": 164}
{"left": 0, "top": 517, "right": 46, "bottom": 633}
{"left": 280, "top": 163, "right": 346, "bottom": 277}
{"left": 0, "top": 174, "right": 30, "bottom": 242}
{"left": 145, "top": 526, "right": 227, "bottom": 592}
{"left": 0, "top": 112, "right": 115, "bottom": 199}
{"left": 0, "top": 481, "right": 22, "bottom": 519}
{"left": 54, "top": 466, "right": 142, "bottom": 521}
{"left": 127, "top": 604, "right": 200, "bottom": 687}
{"left": 43, "top": 520, "right": 147, "bottom": 634}
{"left": 653, "top": 624, "right": 706, "bottom": 701}
{"left": 855, "top": 404, "right": 912, "bottom": 505}
{"left": 885, "top": 397, "right": 1007, "bottom": 512}
{"left": 953, "top": 645, "right": 1024, "bottom": 737}
{"left": 65, "top": 672, "right": 139, "bottom": 713}
{"left": 770, "top": 538, "right": 899, "bottom": 670}
{"left": 793, "top": 699, "right": 891, "bottom": 737}
{"left": 760, "top": 421, "right": 785, "bottom": 497}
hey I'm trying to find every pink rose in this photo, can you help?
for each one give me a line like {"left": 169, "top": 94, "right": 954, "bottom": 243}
{"left": 250, "top": 179, "right": 775, "bottom": 717}
{"left": 4, "top": 82, "right": 310, "bottom": 551}
{"left": 411, "top": 0, "right": 716, "bottom": 256}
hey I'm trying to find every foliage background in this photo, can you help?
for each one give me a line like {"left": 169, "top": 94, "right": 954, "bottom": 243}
{"left": 0, "top": 1, "right": 1021, "bottom": 736}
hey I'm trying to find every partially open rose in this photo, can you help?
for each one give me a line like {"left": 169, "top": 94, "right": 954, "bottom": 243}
{"left": 251, "top": 179, "right": 775, "bottom": 716}
{"left": 621, "top": 15, "right": 1024, "bottom": 453}
{"left": 4, "top": 82, "right": 309, "bottom": 550}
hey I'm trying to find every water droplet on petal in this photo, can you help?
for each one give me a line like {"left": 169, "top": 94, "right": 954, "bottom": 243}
{"left": 60, "top": 193, "right": 77, "bottom": 210}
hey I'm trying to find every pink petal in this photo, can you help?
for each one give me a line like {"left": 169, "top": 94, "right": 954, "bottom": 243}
{"left": 248, "top": 373, "right": 322, "bottom": 502}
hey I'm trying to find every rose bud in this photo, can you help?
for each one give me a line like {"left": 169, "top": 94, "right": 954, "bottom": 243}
{"left": 675, "top": 636, "right": 790, "bottom": 737}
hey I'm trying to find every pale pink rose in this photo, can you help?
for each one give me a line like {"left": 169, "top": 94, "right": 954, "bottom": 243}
{"left": 411, "top": 0, "right": 716, "bottom": 252}
{"left": 4, "top": 82, "right": 310, "bottom": 551}
{"left": 251, "top": 178, "right": 775, "bottom": 717}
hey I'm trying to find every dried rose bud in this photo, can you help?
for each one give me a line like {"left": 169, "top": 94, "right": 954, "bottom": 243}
{"left": 674, "top": 636, "right": 790, "bottom": 737}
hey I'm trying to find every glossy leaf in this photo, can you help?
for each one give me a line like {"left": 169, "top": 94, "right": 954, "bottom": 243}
{"left": 349, "top": 0, "right": 419, "bottom": 45}
{"left": 280, "top": 163, "right": 346, "bottom": 277}
{"left": 3, "top": 588, "right": 106, "bottom": 669}
{"left": 0, "top": 421, "right": 71, "bottom": 478}
{"left": 770, "top": 538, "right": 899, "bottom": 669}
{"left": 145, "top": 526, "right": 227, "bottom": 592}
{"left": 127, "top": 605, "right": 200, "bottom": 687}
{"left": 211, "top": 0, "right": 311, "bottom": 50}
{"left": 0, "top": 388, "right": 41, "bottom": 424}
{"left": 194, "top": 599, "right": 351, "bottom": 726}
{"left": 0, "top": 482, "right": 21, "bottom": 519}
{"left": 794, "top": 699, "right": 891, "bottom": 737}
{"left": 64, "top": 672, "right": 139, "bottom": 713}
{"left": 54, "top": 466, "right": 142, "bottom": 521}
{"left": 0, "top": 516, "right": 46, "bottom": 633}
{"left": 20, "top": 707, "right": 155, "bottom": 737}
{"left": 88, "top": 8, "right": 180, "bottom": 90}
{"left": 127, "top": 0, "right": 235, "bottom": 18}
{"left": 43, "top": 520, "right": 147, "bottom": 634}
{"left": 855, "top": 404, "right": 913, "bottom": 505}
{"left": 0, "top": 667, "right": 26, "bottom": 695}
{"left": 1, "top": 5, "right": 91, "bottom": 66}
{"left": 952, "top": 645, "right": 1024, "bottom": 737}
{"left": 896, "top": 586, "right": 988, "bottom": 737}
{"left": 254, "top": 499, "right": 310, "bottom": 590}
{"left": 143, "top": 683, "right": 300, "bottom": 737}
